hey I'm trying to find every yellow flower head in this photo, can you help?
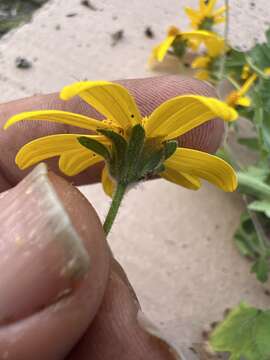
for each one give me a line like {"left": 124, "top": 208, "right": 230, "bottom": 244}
{"left": 185, "top": 0, "right": 226, "bottom": 30}
{"left": 4, "top": 81, "right": 238, "bottom": 196}
{"left": 151, "top": 27, "right": 225, "bottom": 64}
{"left": 192, "top": 55, "right": 212, "bottom": 80}
{"left": 226, "top": 73, "right": 257, "bottom": 108}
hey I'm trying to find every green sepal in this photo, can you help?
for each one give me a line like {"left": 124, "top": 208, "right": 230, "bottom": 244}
{"left": 163, "top": 140, "right": 178, "bottom": 159}
{"left": 98, "top": 129, "right": 127, "bottom": 178}
{"left": 172, "top": 37, "right": 187, "bottom": 58}
{"left": 78, "top": 136, "right": 111, "bottom": 161}
{"left": 124, "top": 124, "right": 145, "bottom": 183}
{"left": 140, "top": 149, "right": 164, "bottom": 177}
{"left": 199, "top": 16, "right": 214, "bottom": 31}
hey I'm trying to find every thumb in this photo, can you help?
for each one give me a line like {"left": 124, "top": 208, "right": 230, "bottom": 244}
{"left": 0, "top": 164, "right": 110, "bottom": 360}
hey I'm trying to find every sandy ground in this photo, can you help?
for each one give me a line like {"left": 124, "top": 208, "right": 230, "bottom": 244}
{"left": 0, "top": 0, "right": 269, "bottom": 358}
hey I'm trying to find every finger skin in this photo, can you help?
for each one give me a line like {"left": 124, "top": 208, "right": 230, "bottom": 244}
{"left": 0, "top": 167, "right": 110, "bottom": 360}
{"left": 68, "top": 260, "right": 177, "bottom": 360}
{"left": 0, "top": 76, "right": 224, "bottom": 190}
{"left": 0, "top": 168, "right": 180, "bottom": 360}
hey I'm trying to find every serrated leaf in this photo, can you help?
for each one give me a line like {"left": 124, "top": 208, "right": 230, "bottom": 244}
{"left": 78, "top": 136, "right": 111, "bottom": 161}
{"left": 210, "top": 303, "right": 270, "bottom": 360}
{"left": 251, "top": 257, "right": 269, "bottom": 283}
{"left": 248, "top": 200, "right": 270, "bottom": 218}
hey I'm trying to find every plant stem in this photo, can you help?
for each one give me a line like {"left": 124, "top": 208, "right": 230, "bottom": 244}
{"left": 103, "top": 182, "right": 127, "bottom": 236}
{"left": 218, "top": 0, "right": 229, "bottom": 81}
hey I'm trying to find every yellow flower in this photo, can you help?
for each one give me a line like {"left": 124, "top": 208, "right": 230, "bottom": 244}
{"left": 192, "top": 55, "right": 212, "bottom": 80}
{"left": 226, "top": 73, "right": 257, "bottom": 108}
{"left": 4, "top": 81, "right": 238, "bottom": 196}
{"left": 241, "top": 64, "right": 251, "bottom": 80}
{"left": 151, "top": 26, "right": 225, "bottom": 63}
{"left": 185, "top": 0, "right": 226, "bottom": 30}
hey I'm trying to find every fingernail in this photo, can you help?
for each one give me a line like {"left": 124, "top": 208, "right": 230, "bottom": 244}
{"left": 137, "top": 310, "right": 185, "bottom": 360}
{"left": 0, "top": 163, "right": 90, "bottom": 325}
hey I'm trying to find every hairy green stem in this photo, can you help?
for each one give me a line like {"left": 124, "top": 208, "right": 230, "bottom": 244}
{"left": 103, "top": 182, "right": 127, "bottom": 236}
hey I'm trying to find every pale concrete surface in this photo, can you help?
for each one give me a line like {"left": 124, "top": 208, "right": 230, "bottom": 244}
{"left": 0, "top": 0, "right": 269, "bottom": 358}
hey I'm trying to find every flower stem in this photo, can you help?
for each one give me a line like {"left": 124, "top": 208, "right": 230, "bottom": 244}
{"left": 218, "top": 0, "right": 229, "bottom": 81}
{"left": 103, "top": 182, "right": 127, "bottom": 236}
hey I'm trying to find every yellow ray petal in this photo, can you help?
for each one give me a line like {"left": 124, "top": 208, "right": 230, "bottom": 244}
{"left": 191, "top": 55, "right": 211, "bottom": 69}
{"left": 184, "top": 7, "right": 200, "bottom": 24}
{"left": 165, "top": 148, "right": 238, "bottom": 192}
{"left": 200, "top": 0, "right": 207, "bottom": 11}
{"left": 238, "top": 73, "right": 257, "bottom": 97}
{"left": 153, "top": 35, "right": 177, "bottom": 62}
{"left": 213, "top": 16, "right": 225, "bottom": 24}
{"left": 161, "top": 166, "right": 201, "bottom": 190}
{"left": 15, "top": 134, "right": 106, "bottom": 170}
{"left": 59, "top": 148, "right": 102, "bottom": 176}
{"left": 182, "top": 30, "right": 225, "bottom": 56}
{"left": 206, "top": 0, "right": 217, "bottom": 13}
{"left": 145, "top": 95, "right": 238, "bottom": 141}
{"left": 204, "top": 36, "right": 225, "bottom": 57}
{"left": 4, "top": 110, "right": 110, "bottom": 132}
{"left": 60, "top": 81, "right": 142, "bottom": 129}
{"left": 212, "top": 5, "right": 226, "bottom": 17}
{"left": 235, "top": 96, "right": 251, "bottom": 107}
{"left": 101, "top": 165, "right": 116, "bottom": 197}
{"left": 194, "top": 70, "right": 210, "bottom": 80}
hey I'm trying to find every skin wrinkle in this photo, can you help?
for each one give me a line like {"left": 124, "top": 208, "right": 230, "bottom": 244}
{"left": 0, "top": 76, "right": 224, "bottom": 190}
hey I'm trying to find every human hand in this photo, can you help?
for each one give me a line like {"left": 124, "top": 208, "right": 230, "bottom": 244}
{"left": 0, "top": 75, "right": 224, "bottom": 359}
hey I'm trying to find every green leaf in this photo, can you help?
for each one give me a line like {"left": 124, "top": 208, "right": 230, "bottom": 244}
{"left": 225, "top": 49, "right": 246, "bottom": 81}
{"left": 210, "top": 303, "right": 270, "bottom": 360}
{"left": 237, "top": 171, "right": 270, "bottom": 199}
{"left": 249, "top": 200, "right": 270, "bottom": 218}
{"left": 238, "top": 137, "right": 260, "bottom": 151}
{"left": 247, "top": 40, "right": 270, "bottom": 74}
{"left": 163, "top": 140, "right": 177, "bottom": 160}
{"left": 244, "top": 165, "right": 270, "bottom": 182}
{"left": 78, "top": 136, "right": 111, "bottom": 161}
{"left": 234, "top": 211, "right": 262, "bottom": 259}
{"left": 251, "top": 257, "right": 269, "bottom": 283}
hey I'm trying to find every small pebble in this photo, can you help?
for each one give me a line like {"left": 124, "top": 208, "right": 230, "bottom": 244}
{"left": 145, "top": 26, "right": 154, "bottom": 38}
{"left": 81, "top": 0, "right": 97, "bottom": 11}
{"left": 111, "top": 30, "right": 124, "bottom": 46}
{"left": 15, "top": 57, "right": 32, "bottom": 69}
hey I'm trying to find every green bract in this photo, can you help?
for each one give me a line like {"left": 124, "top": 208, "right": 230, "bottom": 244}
{"left": 79, "top": 125, "right": 178, "bottom": 186}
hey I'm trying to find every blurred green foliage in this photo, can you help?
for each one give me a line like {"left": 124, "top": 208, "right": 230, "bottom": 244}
{"left": 0, "top": 0, "right": 48, "bottom": 38}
